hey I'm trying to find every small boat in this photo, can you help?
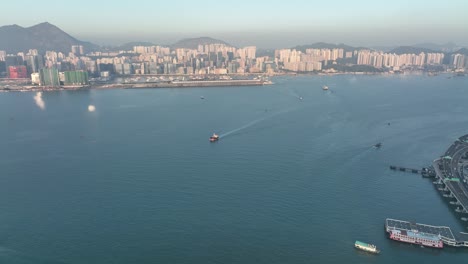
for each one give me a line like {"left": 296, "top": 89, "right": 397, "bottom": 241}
{"left": 299, "top": 97, "right": 303, "bottom": 100}
{"left": 200, "top": 96, "right": 205, "bottom": 99}
{"left": 322, "top": 85, "right": 329, "bottom": 90}
{"left": 209, "top": 133, "right": 219, "bottom": 142}
{"left": 355, "top": 240, "right": 380, "bottom": 254}
{"left": 374, "top": 143, "right": 382, "bottom": 148}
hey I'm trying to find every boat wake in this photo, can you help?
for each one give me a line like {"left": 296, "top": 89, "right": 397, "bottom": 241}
{"left": 219, "top": 106, "right": 300, "bottom": 138}
{"left": 219, "top": 118, "right": 268, "bottom": 138}
{"left": 273, "top": 86, "right": 303, "bottom": 100}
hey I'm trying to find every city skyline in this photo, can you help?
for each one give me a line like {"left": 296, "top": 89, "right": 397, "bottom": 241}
{"left": 2, "top": 0, "right": 468, "bottom": 48}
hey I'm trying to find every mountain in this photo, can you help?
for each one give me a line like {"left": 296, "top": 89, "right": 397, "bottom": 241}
{"left": 369, "top": 45, "right": 398, "bottom": 52}
{"left": 292, "top": 42, "right": 367, "bottom": 52}
{"left": 453, "top": 48, "right": 468, "bottom": 55}
{"left": 389, "top": 46, "right": 438, "bottom": 55}
{"left": 0, "top": 22, "right": 98, "bottom": 54}
{"left": 171, "top": 37, "right": 231, "bottom": 49}
{"left": 411, "top": 42, "right": 464, "bottom": 52}
{"left": 103, "top": 41, "right": 158, "bottom": 52}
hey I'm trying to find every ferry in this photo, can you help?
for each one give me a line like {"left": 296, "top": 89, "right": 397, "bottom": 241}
{"left": 209, "top": 133, "right": 219, "bottom": 142}
{"left": 322, "top": 85, "right": 329, "bottom": 90}
{"left": 388, "top": 229, "right": 443, "bottom": 248}
{"left": 354, "top": 241, "right": 380, "bottom": 254}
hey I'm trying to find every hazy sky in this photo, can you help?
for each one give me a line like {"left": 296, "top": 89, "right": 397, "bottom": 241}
{"left": 2, "top": 0, "right": 468, "bottom": 48}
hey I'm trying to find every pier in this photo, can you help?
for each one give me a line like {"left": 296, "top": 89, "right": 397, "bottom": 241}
{"left": 432, "top": 135, "right": 468, "bottom": 215}
{"left": 389, "top": 166, "right": 435, "bottom": 177}
{"left": 385, "top": 218, "right": 468, "bottom": 247}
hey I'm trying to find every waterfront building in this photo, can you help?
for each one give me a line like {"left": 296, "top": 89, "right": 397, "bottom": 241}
{"left": 451, "top": 54, "right": 465, "bottom": 69}
{"left": 8, "top": 65, "right": 27, "bottom": 78}
{"left": 31, "top": 72, "right": 40, "bottom": 84}
{"left": 39, "top": 68, "right": 60, "bottom": 86}
{"left": 63, "top": 70, "right": 89, "bottom": 85}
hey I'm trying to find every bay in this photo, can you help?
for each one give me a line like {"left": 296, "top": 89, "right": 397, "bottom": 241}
{"left": 0, "top": 74, "right": 467, "bottom": 263}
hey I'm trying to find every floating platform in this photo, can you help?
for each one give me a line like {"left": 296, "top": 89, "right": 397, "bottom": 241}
{"left": 385, "top": 218, "right": 468, "bottom": 247}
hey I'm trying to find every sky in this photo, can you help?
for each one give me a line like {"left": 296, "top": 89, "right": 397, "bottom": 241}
{"left": 2, "top": 0, "right": 468, "bottom": 48}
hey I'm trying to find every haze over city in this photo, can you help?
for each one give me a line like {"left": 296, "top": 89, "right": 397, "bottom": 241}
{"left": 2, "top": 0, "right": 468, "bottom": 48}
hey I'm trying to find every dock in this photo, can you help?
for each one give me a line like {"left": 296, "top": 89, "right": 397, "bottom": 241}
{"left": 385, "top": 218, "right": 468, "bottom": 247}
{"left": 389, "top": 166, "right": 435, "bottom": 177}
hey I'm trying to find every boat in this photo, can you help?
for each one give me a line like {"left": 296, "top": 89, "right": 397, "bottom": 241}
{"left": 322, "top": 85, "right": 329, "bottom": 90}
{"left": 299, "top": 97, "right": 303, "bottom": 100}
{"left": 388, "top": 229, "right": 443, "bottom": 248}
{"left": 209, "top": 133, "right": 219, "bottom": 142}
{"left": 374, "top": 143, "right": 382, "bottom": 148}
{"left": 354, "top": 240, "right": 380, "bottom": 254}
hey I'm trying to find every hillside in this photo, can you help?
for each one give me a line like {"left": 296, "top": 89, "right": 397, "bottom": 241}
{"left": 0, "top": 22, "right": 98, "bottom": 54}
{"left": 292, "top": 42, "right": 367, "bottom": 52}
{"left": 171, "top": 37, "right": 231, "bottom": 49}
{"left": 389, "top": 46, "right": 437, "bottom": 55}
{"left": 454, "top": 48, "right": 468, "bottom": 55}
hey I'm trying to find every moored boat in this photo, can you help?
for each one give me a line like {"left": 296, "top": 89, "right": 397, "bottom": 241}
{"left": 388, "top": 229, "right": 443, "bottom": 248}
{"left": 355, "top": 240, "right": 380, "bottom": 254}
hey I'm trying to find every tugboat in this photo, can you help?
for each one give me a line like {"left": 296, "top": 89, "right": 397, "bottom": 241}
{"left": 355, "top": 240, "right": 380, "bottom": 254}
{"left": 322, "top": 85, "right": 329, "bottom": 90}
{"left": 209, "top": 133, "right": 220, "bottom": 142}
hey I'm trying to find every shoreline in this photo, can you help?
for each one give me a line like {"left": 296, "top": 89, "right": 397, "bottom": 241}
{"left": 0, "top": 71, "right": 463, "bottom": 92}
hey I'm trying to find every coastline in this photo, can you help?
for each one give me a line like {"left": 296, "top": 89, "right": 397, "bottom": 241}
{"left": 0, "top": 71, "right": 462, "bottom": 92}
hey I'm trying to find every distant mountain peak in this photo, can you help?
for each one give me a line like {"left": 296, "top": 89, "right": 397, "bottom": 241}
{"left": 171, "top": 37, "right": 231, "bottom": 49}
{"left": 0, "top": 22, "right": 98, "bottom": 53}
{"left": 389, "top": 46, "right": 438, "bottom": 55}
{"left": 292, "top": 42, "right": 366, "bottom": 52}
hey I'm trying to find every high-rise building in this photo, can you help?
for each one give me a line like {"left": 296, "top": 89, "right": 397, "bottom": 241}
{"left": 71, "top": 45, "right": 84, "bottom": 56}
{"left": 245, "top": 46, "right": 256, "bottom": 59}
{"left": 63, "top": 71, "right": 89, "bottom": 85}
{"left": 5, "top": 55, "right": 23, "bottom": 70}
{"left": 39, "top": 68, "right": 60, "bottom": 86}
{"left": 451, "top": 54, "right": 465, "bottom": 69}
{"left": 8, "top": 66, "right": 27, "bottom": 78}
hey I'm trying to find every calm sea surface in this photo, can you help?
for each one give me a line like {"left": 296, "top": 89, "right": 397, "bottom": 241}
{"left": 1, "top": 74, "right": 468, "bottom": 263}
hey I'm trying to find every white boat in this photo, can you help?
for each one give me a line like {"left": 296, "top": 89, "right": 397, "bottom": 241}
{"left": 322, "top": 85, "right": 329, "bottom": 90}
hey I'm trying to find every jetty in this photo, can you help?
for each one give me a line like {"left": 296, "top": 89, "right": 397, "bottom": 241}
{"left": 385, "top": 218, "right": 468, "bottom": 247}
{"left": 389, "top": 166, "right": 435, "bottom": 177}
